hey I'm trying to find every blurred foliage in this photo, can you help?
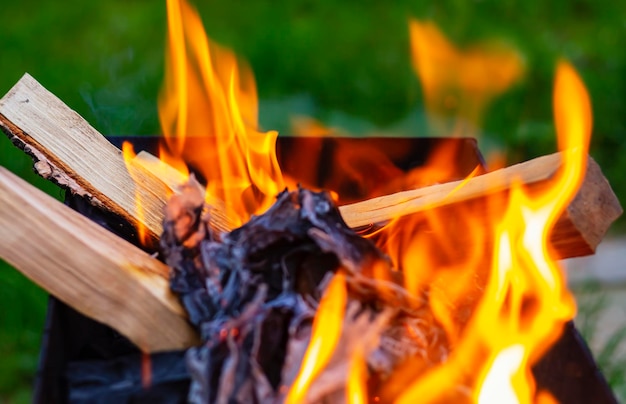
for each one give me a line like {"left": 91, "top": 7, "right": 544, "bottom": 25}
{"left": 574, "top": 281, "right": 626, "bottom": 402}
{"left": 1, "top": 0, "right": 625, "bottom": 400}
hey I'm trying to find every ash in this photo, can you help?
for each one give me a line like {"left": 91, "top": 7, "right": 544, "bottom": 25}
{"left": 160, "top": 183, "right": 448, "bottom": 403}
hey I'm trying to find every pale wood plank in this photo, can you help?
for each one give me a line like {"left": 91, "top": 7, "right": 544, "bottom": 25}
{"left": 340, "top": 154, "right": 622, "bottom": 259}
{"left": 0, "top": 166, "right": 199, "bottom": 352}
{"left": 0, "top": 73, "right": 169, "bottom": 242}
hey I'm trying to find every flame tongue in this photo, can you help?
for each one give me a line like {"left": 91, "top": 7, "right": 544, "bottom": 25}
{"left": 474, "top": 61, "right": 588, "bottom": 401}
{"left": 390, "top": 61, "right": 589, "bottom": 403}
{"left": 409, "top": 20, "right": 525, "bottom": 134}
{"left": 159, "top": 0, "right": 284, "bottom": 226}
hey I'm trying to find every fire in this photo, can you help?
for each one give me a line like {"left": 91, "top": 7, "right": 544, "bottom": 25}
{"left": 121, "top": 141, "right": 150, "bottom": 245}
{"left": 123, "top": 1, "right": 594, "bottom": 400}
{"left": 286, "top": 271, "right": 347, "bottom": 403}
{"left": 387, "top": 62, "right": 588, "bottom": 403}
{"left": 158, "top": 0, "right": 284, "bottom": 227}
{"left": 289, "top": 117, "right": 484, "bottom": 202}
{"left": 409, "top": 20, "right": 525, "bottom": 134}
{"left": 347, "top": 348, "right": 368, "bottom": 404}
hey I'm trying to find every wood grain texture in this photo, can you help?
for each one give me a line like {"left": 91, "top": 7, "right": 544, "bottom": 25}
{"left": 133, "top": 151, "right": 237, "bottom": 233}
{"left": 552, "top": 157, "right": 624, "bottom": 258}
{"left": 339, "top": 153, "right": 563, "bottom": 226}
{"left": 0, "top": 73, "right": 169, "bottom": 242}
{"left": 0, "top": 167, "right": 199, "bottom": 352}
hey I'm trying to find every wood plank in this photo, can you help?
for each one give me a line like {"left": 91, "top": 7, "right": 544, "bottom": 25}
{"left": 0, "top": 166, "right": 199, "bottom": 352}
{"left": 0, "top": 74, "right": 235, "bottom": 240}
{"left": 340, "top": 153, "right": 563, "bottom": 224}
{"left": 137, "top": 148, "right": 622, "bottom": 260}
{"left": 0, "top": 73, "right": 169, "bottom": 243}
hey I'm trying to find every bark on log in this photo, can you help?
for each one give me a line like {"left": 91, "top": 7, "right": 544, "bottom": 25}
{"left": 0, "top": 166, "right": 199, "bottom": 352}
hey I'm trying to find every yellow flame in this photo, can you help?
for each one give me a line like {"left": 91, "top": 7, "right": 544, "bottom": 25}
{"left": 347, "top": 349, "right": 368, "bottom": 404}
{"left": 478, "top": 345, "right": 527, "bottom": 403}
{"left": 391, "top": 61, "right": 588, "bottom": 404}
{"left": 159, "top": 0, "right": 284, "bottom": 227}
{"left": 121, "top": 141, "right": 149, "bottom": 246}
{"left": 474, "top": 59, "right": 589, "bottom": 402}
{"left": 286, "top": 271, "right": 347, "bottom": 404}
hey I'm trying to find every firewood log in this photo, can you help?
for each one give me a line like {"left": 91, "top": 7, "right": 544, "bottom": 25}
{"left": 0, "top": 73, "right": 234, "bottom": 244}
{"left": 0, "top": 166, "right": 199, "bottom": 352}
{"left": 340, "top": 153, "right": 622, "bottom": 259}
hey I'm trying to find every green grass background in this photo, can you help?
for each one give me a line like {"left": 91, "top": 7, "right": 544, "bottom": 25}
{"left": 1, "top": 0, "right": 625, "bottom": 401}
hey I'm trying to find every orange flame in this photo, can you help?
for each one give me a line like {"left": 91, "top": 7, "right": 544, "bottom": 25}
{"left": 121, "top": 141, "right": 150, "bottom": 246}
{"left": 409, "top": 19, "right": 525, "bottom": 134}
{"left": 289, "top": 117, "right": 484, "bottom": 203}
{"left": 135, "top": 3, "right": 594, "bottom": 399}
{"left": 159, "top": 0, "right": 284, "bottom": 226}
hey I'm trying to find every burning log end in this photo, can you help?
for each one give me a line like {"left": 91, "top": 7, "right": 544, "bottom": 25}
{"left": 550, "top": 157, "right": 623, "bottom": 259}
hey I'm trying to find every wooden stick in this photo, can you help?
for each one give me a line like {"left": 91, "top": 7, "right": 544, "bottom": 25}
{"left": 0, "top": 166, "right": 199, "bottom": 352}
{"left": 340, "top": 153, "right": 623, "bottom": 259}
{"left": 136, "top": 149, "right": 622, "bottom": 260}
{"left": 0, "top": 74, "right": 234, "bottom": 240}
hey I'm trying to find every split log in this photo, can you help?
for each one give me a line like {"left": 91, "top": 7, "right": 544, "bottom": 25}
{"left": 0, "top": 166, "right": 199, "bottom": 352}
{"left": 340, "top": 153, "right": 623, "bottom": 259}
{"left": 0, "top": 73, "right": 233, "bottom": 244}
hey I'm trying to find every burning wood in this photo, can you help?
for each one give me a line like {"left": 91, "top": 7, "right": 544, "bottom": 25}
{"left": 342, "top": 152, "right": 621, "bottom": 259}
{"left": 0, "top": 74, "right": 236, "bottom": 246}
{"left": 0, "top": 1, "right": 623, "bottom": 400}
{"left": 0, "top": 71, "right": 621, "bottom": 342}
{"left": 160, "top": 180, "right": 448, "bottom": 402}
{"left": 135, "top": 147, "right": 621, "bottom": 261}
